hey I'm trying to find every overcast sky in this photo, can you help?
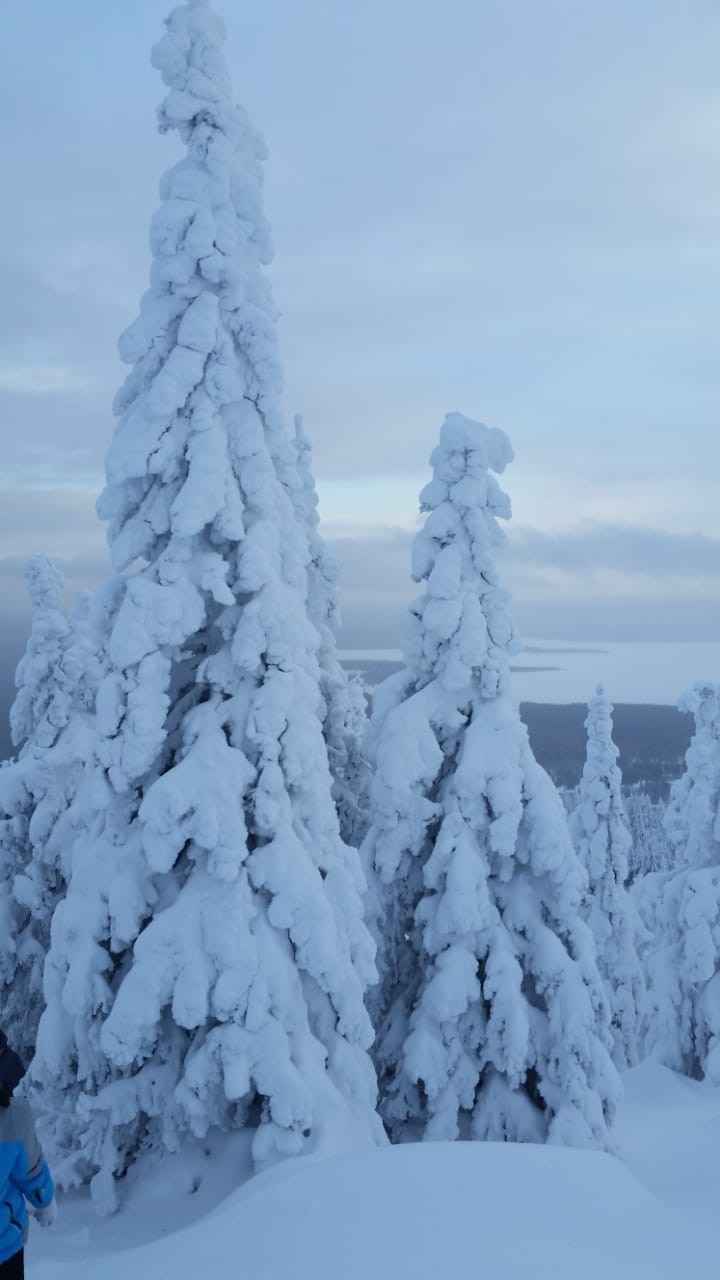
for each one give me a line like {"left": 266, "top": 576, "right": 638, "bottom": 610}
{"left": 2, "top": 0, "right": 720, "bottom": 746}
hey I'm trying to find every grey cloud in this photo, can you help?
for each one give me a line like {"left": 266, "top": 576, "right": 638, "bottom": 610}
{"left": 0, "top": 490, "right": 106, "bottom": 557}
{"left": 505, "top": 524, "right": 720, "bottom": 580}
{"left": 4, "top": 0, "right": 720, "bottom": 739}
{"left": 326, "top": 522, "right": 720, "bottom": 649}
{"left": 3, "top": 0, "right": 720, "bottom": 491}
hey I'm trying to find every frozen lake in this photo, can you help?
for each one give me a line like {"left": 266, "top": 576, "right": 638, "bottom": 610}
{"left": 340, "top": 640, "right": 720, "bottom": 706}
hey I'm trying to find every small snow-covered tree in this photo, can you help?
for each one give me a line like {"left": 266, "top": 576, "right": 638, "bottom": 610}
{"left": 293, "top": 416, "right": 371, "bottom": 847}
{"left": 344, "top": 672, "right": 373, "bottom": 846}
{"left": 568, "top": 687, "right": 645, "bottom": 1069}
{"left": 645, "top": 684, "right": 720, "bottom": 1078}
{"left": 362, "top": 413, "right": 619, "bottom": 1146}
{"left": 32, "top": 0, "right": 381, "bottom": 1212}
{"left": 663, "top": 684, "right": 720, "bottom": 869}
{"left": 0, "top": 558, "right": 101, "bottom": 1061}
{"left": 9, "top": 557, "right": 71, "bottom": 753}
{"left": 625, "top": 790, "right": 673, "bottom": 882}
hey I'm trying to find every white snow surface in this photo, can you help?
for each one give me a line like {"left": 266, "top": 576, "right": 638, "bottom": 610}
{"left": 342, "top": 641, "right": 720, "bottom": 705}
{"left": 26, "top": 1061, "right": 720, "bottom": 1278}
{"left": 510, "top": 640, "right": 720, "bottom": 705}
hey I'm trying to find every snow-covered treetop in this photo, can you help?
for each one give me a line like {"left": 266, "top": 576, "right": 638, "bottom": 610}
{"left": 582, "top": 685, "right": 620, "bottom": 770}
{"left": 572, "top": 684, "right": 630, "bottom": 875}
{"left": 294, "top": 414, "right": 341, "bottom": 633}
{"left": 402, "top": 412, "right": 518, "bottom": 696}
{"left": 664, "top": 682, "right": 720, "bottom": 867}
{"left": 294, "top": 415, "right": 320, "bottom": 533}
{"left": 677, "top": 682, "right": 720, "bottom": 736}
{"left": 10, "top": 557, "right": 71, "bottom": 751}
{"left": 25, "top": 555, "right": 64, "bottom": 612}
{"left": 98, "top": 0, "right": 282, "bottom": 574}
{"left": 568, "top": 685, "right": 643, "bottom": 1069}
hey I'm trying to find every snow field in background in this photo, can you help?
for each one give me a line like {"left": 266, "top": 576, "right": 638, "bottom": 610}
{"left": 342, "top": 642, "right": 720, "bottom": 705}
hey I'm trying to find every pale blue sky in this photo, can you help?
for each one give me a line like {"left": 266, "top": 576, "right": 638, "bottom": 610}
{"left": 2, "top": 0, "right": 720, "bottom": 675}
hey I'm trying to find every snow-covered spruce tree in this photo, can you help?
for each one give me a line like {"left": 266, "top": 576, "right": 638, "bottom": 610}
{"left": 663, "top": 683, "right": 720, "bottom": 870}
{"left": 33, "top": 0, "right": 381, "bottom": 1211}
{"left": 644, "top": 684, "right": 720, "bottom": 1078}
{"left": 362, "top": 413, "right": 619, "bottom": 1145}
{"left": 568, "top": 687, "right": 645, "bottom": 1070}
{"left": 625, "top": 790, "right": 673, "bottom": 882}
{"left": 293, "top": 415, "right": 371, "bottom": 848}
{"left": 0, "top": 558, "right": 101, "bottom": 1062}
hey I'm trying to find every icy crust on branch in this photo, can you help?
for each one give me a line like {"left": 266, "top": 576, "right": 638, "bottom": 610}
{"left": 293, "top": 417, "right": 371, "bottom": 848}
{"left": 568, "top": 688, "right": 645, "bottom": 1070}
{"left": 362, "top": 414, "right": 619, "bottom": 1147}
{"left": 645, "top": 685, "right": 720, "bottom": 1080}
{"left": 33, "top": 1, "right": 381, "bottom": 1213}
{"left": 0, "top": 560, "right": 103, "bottom": 1062}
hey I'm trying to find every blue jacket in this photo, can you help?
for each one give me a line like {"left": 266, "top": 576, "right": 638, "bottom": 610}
{"left": 0, "top": 1098, "right": 54, "bottom": 1263}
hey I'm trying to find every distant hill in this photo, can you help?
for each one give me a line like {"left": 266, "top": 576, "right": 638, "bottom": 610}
{"left": 519, "top": 702, "right": 692, "bottom": 800}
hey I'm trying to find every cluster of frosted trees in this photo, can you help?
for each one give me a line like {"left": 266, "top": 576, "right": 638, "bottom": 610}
{"left": 0, "top": 0, "right": 716, "bottom": 1212}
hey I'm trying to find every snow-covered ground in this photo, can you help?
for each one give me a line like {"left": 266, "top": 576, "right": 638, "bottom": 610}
{"left": 27, "top": 1061, "right": 720, "bottom": 1279}
{"left": 512, "top": 640, "right": 720, "bottom": 705}
{"left": 341, "top": 640, "right": 720, "bottom": 704}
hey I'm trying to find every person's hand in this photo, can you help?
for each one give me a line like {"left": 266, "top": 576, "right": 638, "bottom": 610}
{"left": 34, "top": 1198, "right": 57, "bottom": 1228}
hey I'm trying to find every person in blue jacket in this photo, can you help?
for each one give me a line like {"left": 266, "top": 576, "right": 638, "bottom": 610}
{"left": 0, "top": 1033, "right": 56, "bottom": 1278}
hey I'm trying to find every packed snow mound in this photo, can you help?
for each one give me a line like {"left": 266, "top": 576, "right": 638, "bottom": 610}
{"left": 618, "top": 1059, "right": 720, "bottom": 1228}
{"left": 31, "top": 1137, "right": 718, "bottom": 1279}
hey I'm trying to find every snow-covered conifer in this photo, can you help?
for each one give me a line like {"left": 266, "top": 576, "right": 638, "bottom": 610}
{"left": 663, "top": 684, "right": 720, "bottom": 869}
{"left": 625, "top": 791, "right": 673, "bottom": 882}
{"left": 568, "top": 687, "right": 645, "bottom": 1069}
{"left": 362, "top": 413, "right": 619, "bottom": 1146}
{"left": 645, "top": 684, "right": 720, "bottom": 1078}
{"left": 0, "top": 559, "right": 101, "bottom": 1061}
{"left": 293, "top": 416, "right": 371, "bottom": 847}
{"left": 32, "top": 0, "right": 381, "bottom": 1212}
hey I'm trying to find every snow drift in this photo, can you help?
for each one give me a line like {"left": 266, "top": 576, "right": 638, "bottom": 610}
{"left": 29, "top": 1123, "right": 718, "bottom": 1280}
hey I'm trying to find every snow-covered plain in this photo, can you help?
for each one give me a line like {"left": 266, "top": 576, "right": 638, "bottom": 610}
{"left": 26, "top": 1061, "right": 720, "bottom": 1279}
{"left": 513, "top": 641, "right": 720, "bottom": 705}
{"left": 342, "top": 641, "right": 720, "bottom": 704}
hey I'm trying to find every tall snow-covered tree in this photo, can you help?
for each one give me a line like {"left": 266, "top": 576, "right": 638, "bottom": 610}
{"left": 568, "top": 687, "right": 645, "bottom": 1069}
{"left": 362, "top": 413, "right": 619, "bottom": 1146}
{"left": 0, "top": 558, "right": 101, "bottom": 1061}
{"left": 645, "top": 684, "right": 720, "bottom": 1078}
{"left": 33, "top": 0, "right": 381, "bottom": 1211}
{"left": 293, "top": 415, "right": 371, "bottom": 848}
